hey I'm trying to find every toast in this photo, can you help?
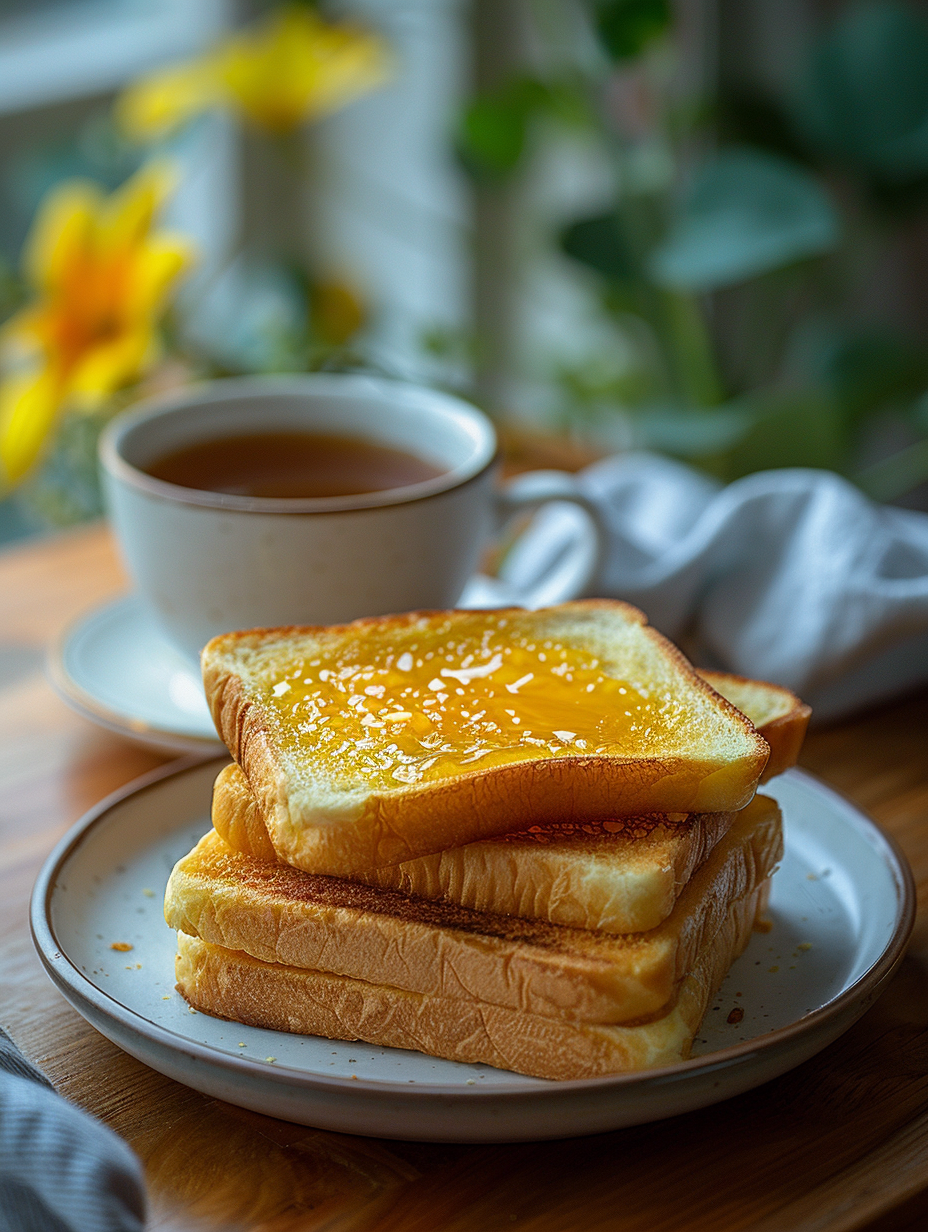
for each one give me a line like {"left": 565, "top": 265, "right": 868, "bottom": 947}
{"left": 175, "top": 873, "right": 765, "bottom": 1080}
{"left": 210, "top": 669, "right": 807, "bottom": 929}
{"left": 213, "top": 760, "right": 737, "bottom": 933}
{"left": 165, "top": 795, "right": 781, "bottom": 1026}
{"left": 201, "top": 601, "right": 770, "bottom": 876}
{"left": 698, "top": 671, "right": 810, "bottom": 783}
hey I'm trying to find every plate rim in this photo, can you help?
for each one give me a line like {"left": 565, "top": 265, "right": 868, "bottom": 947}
{"left": 30, "top": 756, "right": 916, "bottom": 1104}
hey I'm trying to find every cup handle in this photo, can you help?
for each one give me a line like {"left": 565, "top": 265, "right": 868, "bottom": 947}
{"left": 493, "top": 469, "right": 609, "bottom": 606}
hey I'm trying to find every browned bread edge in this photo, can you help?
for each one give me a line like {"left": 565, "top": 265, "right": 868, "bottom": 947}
{"left": 699, "top": 670, "right": 811, "bottom": 782}
{"left": 173, "top": 874, "right": 767, "bottom": 1081}
{"left": 202, "top": 601, "right": 771, "bottom": 875}
{"left": 165, "top": 796, "right": 782, "bottom": 1026}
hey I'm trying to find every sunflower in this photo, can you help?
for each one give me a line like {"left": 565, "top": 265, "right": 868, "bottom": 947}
{"left": 117, "top": 5, "right": 391, "bottom": 140}
{"left": 0, "top": 164, "right": 193, "bottom": 487}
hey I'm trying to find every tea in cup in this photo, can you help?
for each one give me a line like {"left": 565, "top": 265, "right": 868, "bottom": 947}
{"left": 100, "top": 375, "right": 606, "bottom": 662}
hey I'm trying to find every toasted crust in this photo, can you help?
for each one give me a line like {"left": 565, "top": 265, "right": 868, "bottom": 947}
{"left": 211, "top": 668, "right": 805, "bottom": 926}
{"left": 174, "top": 874, "right": 767, "bottom": 1081}
{"left": 212, "top": 761, "right": 738, "bottom": 932}
{"left": 166, "top": 796, "right": 781, "bottom": 1026}
{"left": 213, "top": 763, "right": 279, "bottom": 863}
{"left": 699, "top": 671, "right": 811, "bottom": 782}
{"left": 355, "top": 810, "right": 736, "bottom": 935}
{"left": 202, "top": 601, "right": 770, "bottom": 876}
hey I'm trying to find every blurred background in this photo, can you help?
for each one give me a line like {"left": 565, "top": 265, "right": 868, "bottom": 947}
{"left": 4, "top": 0, "right": 928, "bottom": 544}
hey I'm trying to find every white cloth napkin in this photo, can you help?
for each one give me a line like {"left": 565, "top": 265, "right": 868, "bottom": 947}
{"left": 487, "top": 452, "right": 928, "bottom": 721}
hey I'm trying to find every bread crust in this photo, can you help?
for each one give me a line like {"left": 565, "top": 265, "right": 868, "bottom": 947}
{"left": 212, "top": 761, "right": 740, "bottom": 932}
{"left": 212, "top": 763, "right": 278, "bottom": 863}
{"left": 210, "top": 667, "right": 806, "bottom": 924}
{"left": 174, "top": 875, "right": 766, "bottom": 1081}
{"left": 166, "top": 796, "right": 782, "bottom": 1025}
{"left": 202, "top": 601, "right": 771, "bottom": 876}
{"left": 698, "top": 670, "right": 811, "bottom": 782}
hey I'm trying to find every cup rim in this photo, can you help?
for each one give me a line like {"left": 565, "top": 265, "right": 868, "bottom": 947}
{"left": 99, "top": 374, "right": 499, "bottom": 513}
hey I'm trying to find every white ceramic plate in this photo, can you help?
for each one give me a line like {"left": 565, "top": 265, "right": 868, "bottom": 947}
{"left": 31, "top": 760, "right": 914, "bottom": 1143}
{"left": 48, "top": 580, "right": 517, "bottom": 754}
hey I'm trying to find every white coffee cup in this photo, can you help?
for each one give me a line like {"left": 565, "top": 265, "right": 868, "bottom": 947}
{"left": 100, "top": 374, "right": 607, "bottom": 662}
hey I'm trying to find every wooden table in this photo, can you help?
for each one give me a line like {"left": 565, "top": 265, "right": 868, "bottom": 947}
{"left": 2, "top": 522, "right": 928, "bottom": 1232}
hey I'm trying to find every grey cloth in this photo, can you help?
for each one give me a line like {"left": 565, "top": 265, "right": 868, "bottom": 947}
{"left": 467, "top": 453, "right": 928, "bottom": 720}
{"left": 0, "top": 1027, "right": 146, "bottom": 1232}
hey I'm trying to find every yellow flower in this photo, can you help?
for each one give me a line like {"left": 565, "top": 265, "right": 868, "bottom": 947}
{"left": 118, "top": 5, "right": 391, "bottom": 141}
{"left": 0, "top": 164, "right": 193, "bottom": 487}
{"left": 310, "top": 278, "right": 365, "bottom": 346}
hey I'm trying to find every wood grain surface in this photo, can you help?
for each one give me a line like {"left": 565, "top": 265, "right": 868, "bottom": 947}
{"left": 1, "top": 521, "right": 927, "bottom": 1232}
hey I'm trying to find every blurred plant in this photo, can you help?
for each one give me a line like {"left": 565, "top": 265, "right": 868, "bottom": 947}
{"left": 457, "top": 0, "right": 928, "bottom": 502}
{"left": 115, "top": 2, "right": 391, "bottom": 379}
{"left": 0, "top": 4, "right": 390, "bottom": 537}
{"left": 0, "top": 163, "right": 193, "bottom": 492}
{"left": 117, "top": 3, "right": 390, "bottom": 140}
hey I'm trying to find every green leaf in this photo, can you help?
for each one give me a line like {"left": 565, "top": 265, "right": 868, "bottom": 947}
{"left": 456, "top": 76, "right": 578, "bottom": 179}
{"left": 649, "top": 147, "right": 840, "bottom": 290}
{"left": 560, "top": 213, "right": 638, "bottom": 279}
{"left": 634, "top": 404, "right": 753, "bottom": 457}
{"left": 857, "top": 435, "right": 928, "bottom": 501}
{"left": 592, "top": 0, "right": 672, "bottom": 62}
{"left": 811, "top": 331, "right": 928, "bottom": 424}
{"left": 458, "top": 97, "right": 529, "bottom": 178}
{"left": 721, "top": 388, "right": 848, "bottom": 478}
{"left": 791, "top": 2, "right": 928, "bottom": 183}
{"left": 536, "top": 77, "right": 594, "bottom": 128}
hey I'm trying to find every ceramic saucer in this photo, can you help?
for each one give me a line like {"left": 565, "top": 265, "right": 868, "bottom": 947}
{"left": 48, "top": 577, "right": 516, "bottom": 753}
{"left": 48, "top": 595, "right": 223, "bottom": 754}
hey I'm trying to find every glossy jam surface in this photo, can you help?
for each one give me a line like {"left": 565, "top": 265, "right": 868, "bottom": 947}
{"left": 262, "top": 614, "right": 689, "bottom": 787}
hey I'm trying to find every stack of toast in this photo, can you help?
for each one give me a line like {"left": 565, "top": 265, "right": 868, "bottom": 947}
{"left": 165, "top": 600, "right": 809, "bottom": 1080}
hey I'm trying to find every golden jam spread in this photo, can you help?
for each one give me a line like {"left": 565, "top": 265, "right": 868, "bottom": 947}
{"left": 262, "top": 614, "right": 687, "bottom": 787}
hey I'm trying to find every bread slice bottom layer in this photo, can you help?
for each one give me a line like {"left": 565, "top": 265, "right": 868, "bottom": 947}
{"left": 175, "top": 876, "right": 766, "bottom": 1082}
{"left": 166, "top": 796, "right": 781, "bottom": 1025}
